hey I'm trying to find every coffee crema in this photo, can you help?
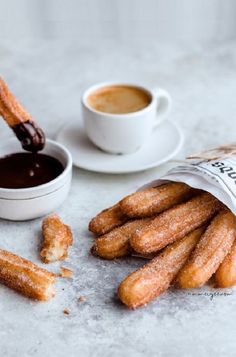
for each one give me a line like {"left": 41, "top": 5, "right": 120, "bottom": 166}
{"left": 0, "top": 153, "right": 64, "bottom": 189}
{"left": 87, "top": 85, "right": 151, "bottom": 114}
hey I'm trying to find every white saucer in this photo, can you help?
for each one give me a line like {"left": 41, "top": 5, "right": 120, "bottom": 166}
{"left": 56, "top": 120, "right": 183, "bottom": 174}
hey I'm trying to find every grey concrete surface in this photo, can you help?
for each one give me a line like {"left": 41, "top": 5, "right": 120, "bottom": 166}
{"left": 0, "top": 39, "right": 236, "bottom": 357}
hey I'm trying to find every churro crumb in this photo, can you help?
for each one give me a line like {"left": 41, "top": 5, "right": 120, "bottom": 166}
{"left": 63, "top": 308, "right": 70, "bottom": 315}
{"left": 78, "top": 296, "right": 86, "bottom": 302}
{"left": 60, "top": 267, "right": 73, "bottom": 278}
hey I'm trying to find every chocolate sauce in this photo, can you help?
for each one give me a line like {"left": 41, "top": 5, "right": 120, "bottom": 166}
{"left": 0, "top": 153, "right": 64, "bottom": 189}
{"left": 12, "top": 120, "right": 45, "bottom": 152}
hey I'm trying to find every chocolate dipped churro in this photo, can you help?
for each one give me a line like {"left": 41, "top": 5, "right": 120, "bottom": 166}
{"left": 40, "top": 214, "right": 73, "bottom": 263}
{"left": 0, "top": 77, "right": 45, "bottom": 152}
{"left": 92, "top": 218, "right": 153, "bottom": 260}
{"left": 215, "top": 240, "right": 236, "bottom": 288}
{"left": 118, "top": 227, "right": 204, "bottom": 309}
{"left": 130, "top": 192, "right": 221, "bottom": 255}
{"left": 178, "top": 210, "right": 236, "bottom": 289}
{"left": 0, "top": 249, "right": 56, "bottom": 300}
{"left": 120, "top": 182, "right": 193, "bottom": 218}
{"left": 89, "top": 203, "right": 128, "bottom": 236}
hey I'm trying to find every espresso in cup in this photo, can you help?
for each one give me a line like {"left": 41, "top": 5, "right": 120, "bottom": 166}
{"left": 87, "top": 85, "right": 151, "bottom": 114}
{"left": 82, "top": 82, "right": 172, "bottom": 154}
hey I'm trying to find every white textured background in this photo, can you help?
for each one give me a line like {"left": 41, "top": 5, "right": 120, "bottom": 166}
{"left": 0, "top": 0, "right": 236, "bottom": 43}
{"left": 1, "top": 2, "right": 236, "bottom": 357}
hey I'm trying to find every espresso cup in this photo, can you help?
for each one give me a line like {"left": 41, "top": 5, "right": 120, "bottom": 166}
{"left": 82, "top": 82, "right": 172, "bottom": 154}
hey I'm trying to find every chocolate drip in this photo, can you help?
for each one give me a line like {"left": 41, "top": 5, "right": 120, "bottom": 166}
{"left": 12, "top": 120, "right": 45, "bottom": 152}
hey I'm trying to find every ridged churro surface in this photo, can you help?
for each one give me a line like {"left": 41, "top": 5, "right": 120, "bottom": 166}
{"left": 0, "top": 77, "right": 45, "bottom": 151}
{"left": 0, "top": 77, "right": 32, "bottom": 126}
{"left": 178, "top": 210, "right": 236, "bottom": 289}
{"left": 120, "top": 182, "right": 193, "bottom": 218}
{"left": 0, "top": 249, "right": 56, "bottom": 300}
{"left": 118, "top": 227, "right": 204, "bottom": 308}
{"left": 130, "top": 192, "right": 221, "bottom": 254}
{"left": 92, "top": 218, "right": 152, "bottom": 259}
{"left": 215, "top": 240, "right": 236, "bottom": 288}
{"left": 40, "top": 214, "right": 73, "bottom": 263}
{"left": 89, "top": 203, "right": 127, "bottom": 236}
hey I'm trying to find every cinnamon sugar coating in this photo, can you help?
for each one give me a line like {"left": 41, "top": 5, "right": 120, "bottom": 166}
{"left": 215, "top": 240, "right": 236, "bottom": 287}
{"left": 130, "top": 192, "right": 221, "bottom": 254}
{"left": 118, "top": 227, "right": 204, "bottom": 308}
{"left": 89, "top": 203, "right": 127, "bottom": 236}
{"left": 120, "top": 182, "right": 193, "bottom": 218}
{"left": 40, "top": 214, "right": 73, "bottom": 263}
{"left": 0, "top": 77, "right": 32, "bottom": 126}
{"left": 178, "top": 210, "right": 236, "bottom": 289}
{"left": 0, "top": 249, "right": 56, "bottom": 300}
{"left": 92, "top": 218, "right": 153, "bottom": 260}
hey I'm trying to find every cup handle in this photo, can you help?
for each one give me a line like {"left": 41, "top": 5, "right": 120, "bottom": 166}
{"left": 152, "top": 87, "right": 172, "bottom": 128}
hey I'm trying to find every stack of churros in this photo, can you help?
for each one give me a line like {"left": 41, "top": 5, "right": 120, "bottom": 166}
{"left": 89, "top": 182, "right": 236, "bottom": 309}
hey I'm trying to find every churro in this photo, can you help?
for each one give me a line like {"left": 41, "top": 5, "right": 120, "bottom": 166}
{"left": 89, "top": 203, "right": 127, "bottom": 236}
{"left": 63, "top": 309, "right": 70, "bottom": 315}
{"left": 130, "top": 192, "right": 221, "bottom": 254}
{"left": 0, "top": 77, "right": 45, "bottom": 152}
{"left": 120, "top": 182, "right": 193, "bottom": 218}
{"left": 0, "top": 249, "right": 56, "bottom": 300}
{"left": 215, "top": 240, "right": 236, "bottom": 288}
{"left": 178, "top": 210, "right": 236, "bottom": 289}
{"left": 78, "top": 296, "right": 86, "bottom": 302}
{"left": 60, "top": 267, "right": 73, "bottom": 278}
{"left": 118, "top": 227, "right": 204, "bottom": 308}
{"left": 92, "top": 218, "right": 152, "bottom": 260}
{"left": 40, "top": 214, "right": 73, "bottom": 263}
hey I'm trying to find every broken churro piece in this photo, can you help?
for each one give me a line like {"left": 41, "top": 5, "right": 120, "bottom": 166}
{"left": 215, "top": 240, "right": 236, "bottom": 288}
{"left": 130, "top": 192, "right": 221, "bottom": 255}
{"left": 92, "top": 218, "right": 153, "bottom": 260}
{"left": 40, "top": 214, "right": 73, "bottom": 263}
{"left": 89, "top": 203, "right": 127, "bottom": 236}
{"left": 60, "top": 267, "right": 73, "bottom": 278}
{"left": 118, "top": 227, "right": 204, "bottom": 309}
{"left": 120, "top": 182, "right": 193, "bottom": 218}
{"left": 178, "top": 210, "right": 236, "bottom": 289}
{"left": 0, "top": 249, "right": 56, "bottom": 300}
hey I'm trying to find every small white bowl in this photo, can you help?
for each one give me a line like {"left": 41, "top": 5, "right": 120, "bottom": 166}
{"left": 0, "top": 138, "right": 72, "bottom": 221}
